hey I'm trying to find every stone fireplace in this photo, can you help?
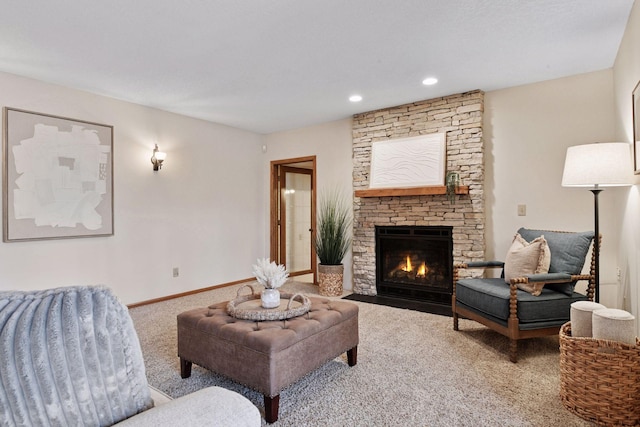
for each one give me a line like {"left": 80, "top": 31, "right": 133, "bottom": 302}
{"left": 351, "top": 91, "right": 486, "bottom": 314}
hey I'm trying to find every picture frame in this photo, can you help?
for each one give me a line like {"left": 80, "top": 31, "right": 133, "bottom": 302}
{"left": 634, "top": 80, "right": 640, "bottom": 174}
{"left": 3, "top": 108, "right": 114, "bottom": 242}
{"left": 369, "top": 133, "right": 446, "bottom": 189}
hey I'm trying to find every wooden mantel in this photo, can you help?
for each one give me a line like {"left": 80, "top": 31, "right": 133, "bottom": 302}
{"left": 354, "top": 185, "right": 469, "bottom": 198}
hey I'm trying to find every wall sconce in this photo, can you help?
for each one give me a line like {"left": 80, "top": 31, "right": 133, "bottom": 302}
{"left": 151, "top": 144, "right": 166, "bottom": 171}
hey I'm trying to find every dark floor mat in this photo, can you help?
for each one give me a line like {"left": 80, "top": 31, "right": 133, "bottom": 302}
{"left": 342, "top": 293, "right": 452, "bottom": 317}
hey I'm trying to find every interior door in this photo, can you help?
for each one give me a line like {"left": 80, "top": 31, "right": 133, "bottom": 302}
{"left": 280, "top": 167, "right": 312, "bottom": 275}
{"left": 271, "top": 157, "right": 316, "bottom": 282}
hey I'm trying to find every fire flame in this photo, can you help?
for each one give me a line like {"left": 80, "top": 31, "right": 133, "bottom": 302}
{"left": 401, "top": 256, "right": 428, "bottom": 277}
{"left": 402, "top": 256, "right": 412, "bottom": 272}
{"left": 417, "top": 262, "right": 427, "bottom": 277}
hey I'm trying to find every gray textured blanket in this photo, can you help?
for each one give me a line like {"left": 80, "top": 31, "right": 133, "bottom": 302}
{"left": 0, "top": 286, "right": 153, "bottom": 426}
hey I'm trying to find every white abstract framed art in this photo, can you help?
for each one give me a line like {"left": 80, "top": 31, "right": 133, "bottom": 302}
{"left": 369, "top": 133, "right": 446, "bottom": 189}
{"left": 3, "top": 108, "right": 114, "bottom": 242}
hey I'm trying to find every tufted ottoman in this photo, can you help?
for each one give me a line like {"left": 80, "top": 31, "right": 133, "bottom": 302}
{"left": 177, "top": 296, "right": 359, "bottom": 423}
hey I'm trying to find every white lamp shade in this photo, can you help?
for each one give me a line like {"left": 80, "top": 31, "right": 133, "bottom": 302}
{"left": 561, "top": 142, "right": 633, "bottom": 187}
{"left": 154, "top": 151, "right": 167, "bottom": 161}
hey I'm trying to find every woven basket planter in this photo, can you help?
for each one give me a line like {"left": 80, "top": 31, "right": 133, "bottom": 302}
{"left": 318, "top": 264, "right": 344, "bottom": 297}
{"left": 559, "top": 322, "right": 640, "bottom": 426}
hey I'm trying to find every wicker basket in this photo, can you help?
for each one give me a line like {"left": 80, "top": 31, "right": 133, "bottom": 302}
{"left": 559, "top": 322, "right": 640, "bottom": 426}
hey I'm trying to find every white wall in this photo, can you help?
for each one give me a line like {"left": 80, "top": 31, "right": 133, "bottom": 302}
{"left": 613, "top": 0, "right": 640, "bottom": 333}
{"left": 263, "top": 118, "right": 354, "bottom": 289}
{"left": 484, "top": 70, "right": 620, "bottom": 307}
{"left": 0, "top": 72, "right": 266, "bottom": 304}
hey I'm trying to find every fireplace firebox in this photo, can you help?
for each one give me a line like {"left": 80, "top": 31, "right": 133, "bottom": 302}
{"left": 375, "top": 225, "right": 453, "bottom": 315}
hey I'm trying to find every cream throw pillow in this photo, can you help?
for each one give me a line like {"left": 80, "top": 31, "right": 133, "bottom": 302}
{"left": 504, "top": 233, "right": 551, "bottom": 296}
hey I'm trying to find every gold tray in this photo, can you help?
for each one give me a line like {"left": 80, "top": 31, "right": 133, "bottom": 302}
{"left": 226, "top": 284, "right": 311, "bottom": 321}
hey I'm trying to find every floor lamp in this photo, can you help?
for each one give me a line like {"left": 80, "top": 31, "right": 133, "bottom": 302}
{"left": 561, "top": 142, "right": 633, "bottom": 302}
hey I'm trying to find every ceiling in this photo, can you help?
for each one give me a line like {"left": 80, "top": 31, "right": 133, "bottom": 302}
{"left": 0, "top": 1, "right": 634, "bottom": 134}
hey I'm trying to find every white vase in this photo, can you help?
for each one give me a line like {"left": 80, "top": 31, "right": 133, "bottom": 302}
{"left": 261, "top": 288, "right": 280, "bottom": 309}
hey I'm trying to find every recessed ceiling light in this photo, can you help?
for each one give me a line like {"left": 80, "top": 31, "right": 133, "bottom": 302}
{"left": 422, "top": 77, "right": 438, "bottom": 86}
{"left": 349, "top": 95, "right": 363, "bottom": 102}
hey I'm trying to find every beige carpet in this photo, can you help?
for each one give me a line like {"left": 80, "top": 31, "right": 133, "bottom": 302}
{"left": 129, "top": 281, "right": 593, "bottom": 426}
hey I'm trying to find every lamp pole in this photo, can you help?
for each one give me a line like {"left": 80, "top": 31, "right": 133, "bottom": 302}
{"left": 590, "top": 186, "right": 601, "bottom": 303}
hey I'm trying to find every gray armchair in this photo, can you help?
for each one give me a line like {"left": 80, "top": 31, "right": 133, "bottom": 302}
{"left": 0, "top": 285, "right": 261, "bottom": 426}
{"left": 452, "top": 228, "right": 596, "bottom": 362}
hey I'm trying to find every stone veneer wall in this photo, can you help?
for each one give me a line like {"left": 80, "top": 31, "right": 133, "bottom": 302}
{"left": 352, "top": 90, "right": 485, "bottom": 295}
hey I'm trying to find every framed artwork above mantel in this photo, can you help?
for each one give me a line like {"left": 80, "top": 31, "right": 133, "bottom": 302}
{"left": 2, "top": 108, "right": 114, "bottom": 242}
{"left": 633, "top": 80, "right": 640, "bottom": 174}
{"left": 369, "top": 133, "right": 446, "bottom": 189}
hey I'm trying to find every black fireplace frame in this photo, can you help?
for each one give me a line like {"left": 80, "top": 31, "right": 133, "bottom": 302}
{"left": 375, "top": 225, "right": 453, "bottom": 315}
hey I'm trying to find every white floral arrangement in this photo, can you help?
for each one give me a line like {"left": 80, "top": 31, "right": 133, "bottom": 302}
{"left": 252, "top": 258, "right": 289, "bottom": 289}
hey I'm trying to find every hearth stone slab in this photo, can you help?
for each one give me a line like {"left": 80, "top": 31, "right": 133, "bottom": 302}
{"left": 177, "top": 296, "right": 358, "bottom": 423}
{"left": 343, "top": 293, "right": 452, "bottom": 317}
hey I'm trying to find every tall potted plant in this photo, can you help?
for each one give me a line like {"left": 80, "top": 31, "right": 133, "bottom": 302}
{"left": 315, "top": 188, "right": 352, "bottom": 296}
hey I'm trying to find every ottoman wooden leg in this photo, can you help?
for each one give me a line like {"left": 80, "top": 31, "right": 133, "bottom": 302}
{"left": 347, "top": 346, "right": 358, "bottom": 366}
{"left": 180, "top": 358, "right": 192, "bottom": 378}
{"left": 264, "top": 394, "right": 280, "bottom": 424}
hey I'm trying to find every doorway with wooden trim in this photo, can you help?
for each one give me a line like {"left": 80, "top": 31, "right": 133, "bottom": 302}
{"left": 270, "top": 156, "right": 316, "bottom": 284}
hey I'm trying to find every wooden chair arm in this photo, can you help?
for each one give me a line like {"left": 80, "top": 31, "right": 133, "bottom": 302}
{"left": 454, "top": 261, "right": 504, "bottom": 270}
{"left": 453, "top": 261, "right": 505, "bottom": 299}
{"left": 509, "top": 273, "right": 592, "bottom": 285}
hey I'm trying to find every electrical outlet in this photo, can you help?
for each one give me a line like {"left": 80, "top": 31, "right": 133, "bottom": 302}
{"left": 173, "top": 267, "right": 179, "bottom": 278}
{"left": 517, "top": 204, "right": 526, "bottom": 216}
